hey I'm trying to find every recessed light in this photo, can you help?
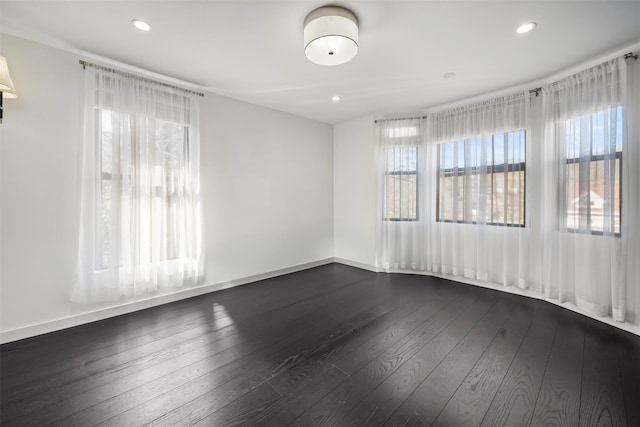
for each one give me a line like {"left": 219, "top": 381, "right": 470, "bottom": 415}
{"left": 132, "top": 19, "right": 151, "bottom": 31}
{"left": 516, "top": 22, "right": 536, "bottom": 34}
{"left": 332, "top": 95, "right": 341, "bottom": 102}
{"left": 443, "top": 72, "right": 456, "bottom": 79}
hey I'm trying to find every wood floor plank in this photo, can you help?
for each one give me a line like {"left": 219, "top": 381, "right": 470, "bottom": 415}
{"left": 280, "top": 275, "right": 471, "bottom": 390}
{"left": 381, "top": 292, "right": 525, "bottom": 427}
{"left": 1, "top": 264, "right": 637, "bottom": 427}
{"left": 3, "top": 269, "right": 362, "bottom": 416}
{"left": 430, "top": 299, "right": 539, "bottom": 427}
{"left": 333, "top": 287, "right": 497, "bottom": 427}
{"left": 1, "top": 319, "right": 242, "bottom": 419}
{"left": 289, "top": 287, "right": 488, "bottom": 427}
{"left": 39, "top": 275, "right": 391, "bottom": 427}
{"left": 5, "top": 270, "right": 378, "bottom": 425}
{"left": 0, "top": 264, "right": 372, "bottom": 382}
{"left": 529, "top": 308, "right": 585, "bottom": 427}
{"left": 267, "top": 291, "right": 430, "bottom": 397}
{"left": 238, "top": 283, "right": 454, "bottom": 426}
{"left": 579, "top": 318, "right": 627, "bottom": 426}
{"left": 479, "top": 301, "right": 561, "bottom": 427}
{"left": 251, "top": 366, "right": 349, "bottom": 426}
{"left": 332, "top": 283, "right": 473, "bottom": 376}
{"left": 1, "top": 264, "right": 373, "bottom": 386}
{"left": 190, "top": 382, "right": 282, "bottom": 427}
{"left": 108, "top": 308, "right": 384, "bottom": 427}
{"left": 92, "top": 279, "right": 400, "bottom": 426}
{"left": 617, "top": 328, "right": 640, "bottom": 427}
{"left": 7, "top": 329, "right": 246, "bottom": 425}
{"left": 234, "top": 280, "right": 472, "bottom": 427}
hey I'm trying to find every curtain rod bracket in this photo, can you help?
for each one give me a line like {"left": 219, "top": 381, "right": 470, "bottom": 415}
{"left": 623, "top": 52, "right": 638, "bottom": 60}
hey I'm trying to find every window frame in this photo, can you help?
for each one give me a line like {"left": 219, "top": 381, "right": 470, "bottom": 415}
{"left": 560, "top": 106, "right": 623, "bottom": 237}
{"left": 436, "top": 130, "right": 527, "bottom": 228}
{"left": 383, "top": 145, "right": 419, "bottom": 222}
{"left": 563, "top": 150, "right": 622, "bottom": 237}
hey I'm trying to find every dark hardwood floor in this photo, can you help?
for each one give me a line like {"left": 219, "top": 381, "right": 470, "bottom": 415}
{"left": 1, "top": 263, "right": 638, "bottom": 426}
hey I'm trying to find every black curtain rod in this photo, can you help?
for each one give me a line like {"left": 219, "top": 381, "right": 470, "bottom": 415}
{"left": 78, "top": 60, "right": 205, "bottom": 97}
{"left": 375, "top": 51, "right": 637, "bottom": 123}
{"left": 374, "top": 116, "right": 426, "bottom": 124}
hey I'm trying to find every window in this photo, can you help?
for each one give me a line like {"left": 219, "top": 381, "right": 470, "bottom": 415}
{"left": 437, "top": 130, "right": 526, "bottom": 226}
{"left": 384, "top": 146, "right": 418, "bottom": 220}
{"left": 563, "top": 107, "right": 622, "bottom": 235}
{"left": 96, "top": 109, "right": 190, "bottom": 269}
{"left": 74, "top": 64, "right": 201, "bottom": 303}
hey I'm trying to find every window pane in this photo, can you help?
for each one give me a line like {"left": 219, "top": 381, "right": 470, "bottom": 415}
{"left": 565, "top": 162, "right": 581, "bottom": 230}
{"left": 441, "top": 142, "right": 454, "bottom": 169}
{"left": 566, "top": 117, "right": 581, "bottom": 159}
{"left": 100, "top": 179, "right": 112, "bottom": 268}
{"left": 384, "top": 174, "right": 417, "bottom": 220}
{"left": 455, "top": 175, "right": 464, "bottom": 220}
{"left": 516, "top": 170, "right": 526, "bottom": 226}
{"left": 384, "top": 146, "right": 418, "bottom": 220}
{"left": 440, "top": 175, "right": 454, "bottom": 221}
{"left": 385, "top": 126, "right": 418, "bottom": 139}
{"left": 506, "top": 170, "right": 525, "bottom": 226}
{"left": 386, "top": 146, "right": 417, "bottom": 173}
{"left": 564, "top": 107, "right": 622, "bottom": 235}
{"left": 565, "top": 159, "right": 622, "bottom": 233}
{"left": 492, "top": 171, "right": 505, "bottom": 224}
{"left": 100, "top": 110, "right": 114, "bottom": 174}
{"left": 493, "top": 133, "right": 504, "bottom": 166}
{"left": 456, "top": 141, "right": 464, "bottom": 169}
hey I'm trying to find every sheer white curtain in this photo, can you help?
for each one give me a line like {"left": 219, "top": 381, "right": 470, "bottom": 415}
{"left": 375, "top": 95, "right": 532, "bottom": 288}
{"left": 375, "top": 118, "right": 427, "bottom": 271}
{"left": 541, "top": 57, "right": 636, "bottom": 322}
{"left": 374, "top": 56, "right": 639, "bottom": 327}
{"left": 72, "top": 66, "right": 203, "bottom": 303}
{"left": 424, "top": 93, "right": 531, "bottom": 288}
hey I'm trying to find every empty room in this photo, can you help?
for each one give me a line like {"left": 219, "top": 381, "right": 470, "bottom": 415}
{"left": 1, "top": 1, "right": 639, "bottom": 426}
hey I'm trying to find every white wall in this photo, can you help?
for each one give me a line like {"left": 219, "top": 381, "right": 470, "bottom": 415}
{"left": 333, "top": 116, "right": 376, "bottom": 267}
{"left": 202, "top": 88, "right": 334, "bottom": 284}
{"left": 0, "top": 34, "right": 334, "bottom": 340}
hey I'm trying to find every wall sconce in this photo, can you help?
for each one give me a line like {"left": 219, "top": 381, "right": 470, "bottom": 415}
{"left": 0, "top": 55, "right": 18, "bottom": 124}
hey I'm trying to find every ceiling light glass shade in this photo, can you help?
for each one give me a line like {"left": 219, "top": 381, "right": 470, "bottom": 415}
{"left": 0, "top": 55, "right": 17, "bottom": 98}
{"left": 304, "top": 6, "right": 358, "bottom": 66}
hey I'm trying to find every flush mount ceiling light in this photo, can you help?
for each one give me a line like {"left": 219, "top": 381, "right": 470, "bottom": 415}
{"left": 132, "top": 19, "right": 151, "bottom": 31}
{"left": 304, "top": 6, "right": 358, "bottom": 66}
{"left": 331, "top": 95, "right": 341, "bottom": 101}
{"left": 516, "top": 22, "right": 537, "bottom": 34}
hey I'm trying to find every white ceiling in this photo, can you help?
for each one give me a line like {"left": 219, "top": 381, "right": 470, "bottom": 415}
{"left": 1, "top": 1, "right": 639, "bottom": 124}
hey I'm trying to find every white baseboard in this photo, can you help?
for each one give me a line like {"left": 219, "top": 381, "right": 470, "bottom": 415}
{"left": 0, "top": 258, "right": 334, "bottom": 344}
{"left": 332, "top": 257, "right": 379, "bottom": 273}
{"left": 332, "top": 258, "right": 640, "bottom": 337}
{"left": 4, "top": 256, "right": 636, "bottom": 343}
